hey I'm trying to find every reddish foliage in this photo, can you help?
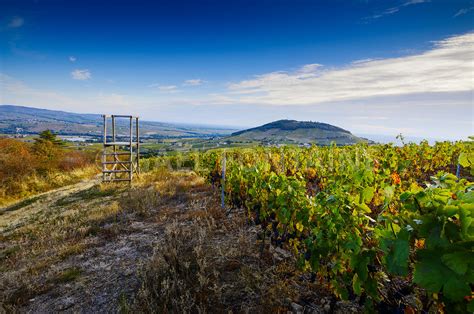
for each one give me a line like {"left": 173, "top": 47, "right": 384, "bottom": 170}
{"left": 33, "top": 140, "right": 64, "bottom": 172}
{"left": 59, "top": 150, "right": 93, "bottom": 171}
{"left": 391, "top": 172, "right": 401, "bottom": 185}
{"left": 0, "top": 138, "right": 94, "bottom": 182}
{"left": 0, "top": 138, "right": 36, "bottom": 181}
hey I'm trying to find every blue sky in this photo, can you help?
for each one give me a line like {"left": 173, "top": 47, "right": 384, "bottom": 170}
{"left": 0, "top": 0, "right": 473, "bottom": 139}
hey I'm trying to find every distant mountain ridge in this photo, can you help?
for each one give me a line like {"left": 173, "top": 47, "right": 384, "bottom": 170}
{"left": 0, "top": 105, "right": 236, "bottom": 138}
{"left": 0, "top": 105, "right": 100, "bottom": 124}
{"left": 227, "top": 119, "right": 369, "bottom": 145}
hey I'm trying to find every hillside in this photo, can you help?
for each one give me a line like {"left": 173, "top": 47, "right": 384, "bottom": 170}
{"left": 226, "top": 119, "right": 370, "bottom": 145}
{"left": 0, "top": 170, "right": 359, "bottom": 313}
{"left": 1, "top": 141, "right": 470, "bottom": 312}
{"left": 0, "top": 105, "right": 236, "bottom": 139}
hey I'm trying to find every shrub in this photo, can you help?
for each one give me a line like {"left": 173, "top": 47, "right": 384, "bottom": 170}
{"left": 0, "top": 139, "right": 35, "bottom": 183}
{"left": 0, "top": 136, "right": 96, "bottom": 205}
{"left": 32, "top": 129, "right": 66, "bottom": 172}
{"left": 33, "top": 140, "right": 64, "bottom": 173}
{"left": 59, "top": 150, "right": 92, "bottom": 171}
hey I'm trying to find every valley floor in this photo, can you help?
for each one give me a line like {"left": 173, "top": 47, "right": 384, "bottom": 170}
{"left": 0, "top": 170, "right": 361, "bottom": 313}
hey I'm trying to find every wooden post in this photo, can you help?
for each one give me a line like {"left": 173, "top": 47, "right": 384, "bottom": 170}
{"left": 112, "top": 115, "right": 116, "bottom": 179}
{"left": 280, "top": 150, "right": 285, "bottom": 174}
{"left": 129, "top": 116, "right": 133, "bottom": 182}
{"left": 136, "top": 117, "right": 140, "bottom": 174}
{"left": 112, "top": 115, "right": 116, "bottom": 143}
{"left": 102, "top": 115, "right": 107, "bottom": 182}
{"left": 221, "top": 152, "right": 226, "bottom": 209}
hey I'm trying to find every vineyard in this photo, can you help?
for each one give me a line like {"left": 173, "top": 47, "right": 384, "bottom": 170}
{"left": 141, "top": 140, "right": 474, "bottom": 312}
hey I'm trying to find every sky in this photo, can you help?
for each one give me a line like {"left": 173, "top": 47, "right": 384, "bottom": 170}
{"left": 0, "top": 0, "right": 473, "bottom": 140}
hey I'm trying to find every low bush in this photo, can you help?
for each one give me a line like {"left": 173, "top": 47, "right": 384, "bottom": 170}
{"left": 0, "top": 133, "right": 98, "bottom": 206}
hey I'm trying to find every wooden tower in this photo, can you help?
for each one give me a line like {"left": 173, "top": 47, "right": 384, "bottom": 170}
{"left": 101, "top": 115, "right": 140, "bottom": 182}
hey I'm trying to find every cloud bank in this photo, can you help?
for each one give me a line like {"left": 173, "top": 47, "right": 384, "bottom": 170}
{"left": 225, "top": 32, "right": 474, "bottom": 106}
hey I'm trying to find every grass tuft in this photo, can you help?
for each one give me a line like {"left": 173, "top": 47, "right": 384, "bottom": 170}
{"left": 53, "top": 267, "right": 82, "bottom": 283}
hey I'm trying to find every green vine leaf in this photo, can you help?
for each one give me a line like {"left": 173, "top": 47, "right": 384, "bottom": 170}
{"left": 385, "top": 228, "right": 410, "bottom": 276}
{"left": 443, "top": 276, "right": 471, "bottom": 301}
{"left": 361, "top": 187, "right": 375, "bottom": 204}
{"left": 441, "top": 252, "right": 471, "bottom": 275}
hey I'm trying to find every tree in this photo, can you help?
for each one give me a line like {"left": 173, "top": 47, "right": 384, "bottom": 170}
{"left": 34, "top": 130, "right": 64, "bottom": 147}
{"left": 33, "top": 130, "right": 64, "bottom": 172}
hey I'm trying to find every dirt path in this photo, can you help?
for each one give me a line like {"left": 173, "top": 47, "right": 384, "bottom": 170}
{"left": 0, "top": 178, "right": 99, "bottom": 234}
{"left": 24, "top": 219, "right": 162, "bottom": 312}
{"left": 1, "top": 171, "right": 219, "bottom": 312}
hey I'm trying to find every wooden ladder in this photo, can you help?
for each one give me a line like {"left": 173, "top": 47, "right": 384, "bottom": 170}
{"left": 101, "top": 115, "right": 140, "bottom": 183}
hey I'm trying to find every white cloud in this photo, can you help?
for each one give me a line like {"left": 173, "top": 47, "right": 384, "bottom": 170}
{"left": 1, "top": 31, "right": 471, "bottom": 140}
{"left": 402, "top": 0, "right": 430, "bottom": 6}
{"left": 225, "top": 32, "right": 474, "bottom": 106}
{"left": 71, "top": 69, "right": 91, "bottom": 80}
{"left": 7, "top": 17, "right": 24, "bottom": 28}
{"left": 158, "top": 85, "right": 178, "bottom": 92}
{"left": 0, "top": 73, "right": 134, "bottom": 113}
{"left": 352, "top": 58, "right": 377, "bottom": 64}
{"left": 1, "top": 72, "right": 471, "bottom": 139}
{"left": 0, "top": 73, "right": 83, "bottom": 107}
{"left": 454, "top": 6, "right": 474, "bottom": 17}
{"left": 69, "top": 56, "right": 77, "bottom": 62}
{"left": 364, "top": 7, "right": 398, "bottom": 20}
{"left": 148, "top": 83, "right": 179, "bottom": 92}
{"left": 183, "top": 79, "right": 204, "bottom": 86}
{"left": 363, "top": 0, "right": 429, "bottom": 20}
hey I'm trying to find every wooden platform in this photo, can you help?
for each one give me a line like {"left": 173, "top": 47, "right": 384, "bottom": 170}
{"left": 104, "top": 142, "right": 139, "bottom": 146}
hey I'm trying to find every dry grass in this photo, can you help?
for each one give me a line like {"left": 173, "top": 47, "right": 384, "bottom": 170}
{"left": 0, "top": 166, "right": 98, "bottom": 207}
{"left": 0, "top": 168, "right": 209, "bottom": 311}
{"left": 0, "top": 182, "right": 125, "bottom": 310}
{"left": 1, "top": 168, "right": 351, "bottom": 313}
{"left": 127, "top": 184, "right": 325, "bottom": 313}
{"left": 119, "top": 168, "right": 209, "bottom": 218}
{"left": 133, "top": 221, "right": 219, "bottom": 312}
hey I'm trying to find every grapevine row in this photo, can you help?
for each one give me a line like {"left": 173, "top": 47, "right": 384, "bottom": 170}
{"left": 141, "top": 140, "right": 473, "bottom": 312}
